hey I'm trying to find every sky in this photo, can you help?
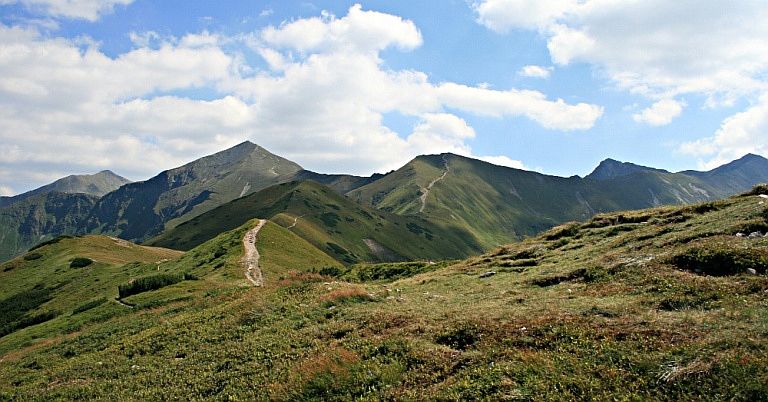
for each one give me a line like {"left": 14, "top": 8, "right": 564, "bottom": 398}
{"left": 1, "top": 0, "right": 767, "bottom": 196}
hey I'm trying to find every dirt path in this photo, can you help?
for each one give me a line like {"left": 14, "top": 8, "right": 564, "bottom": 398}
{"left": 419, "top": 155, "right": 450, "bottom": 213}
{"left": 114, "top": 298, "right": 134, "bottom": 308}
{"left": 243, "top": 219, "right": 267, "bottom": 287}
{"left": 286, "top": 214, "right": 304, "bottom": 229}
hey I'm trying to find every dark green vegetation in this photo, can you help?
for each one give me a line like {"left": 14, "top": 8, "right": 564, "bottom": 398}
{"left": 349, "top": 153, "right": 768, "bottom": 249}
{"left": 149, "top": 180, "right": 482, "bottom": 263}
{"left": 1, "top": 187, "right": 767, "bottom": 399}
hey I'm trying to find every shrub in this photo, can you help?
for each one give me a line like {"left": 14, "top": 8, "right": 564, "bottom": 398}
{"left": 544, "top": 223, "right": 580, "bottom": 240}
{"left": 28, "top": 235, "right": 75, "bottom": 251}
{"left": 436, "top": 323, "right": 481, "bottom": 350}
{"left": 72, "top": 297, "right": 107, "bottom": 314}
{"left": 317, "top": 266, "right": 343, "bottom": 277}
{"left": 183, "top": 273, "right": 199, "bottom": 281}
{"left": 118, "top": 273, "right": 184, "bottom": 299}
{"left": 742, "top": 184, "right": 768, "bottom": 196}
{"left": 319, "top": 287, "right": 373, "bottom": 305}
{"left": 70, "top": 257, "right": 93, "bottom": 268}
{"left": 671, "top": 245, "right": 768, "bottom": 276}
{"left": 23, "top": 252, "right": 43, "bottom": 261}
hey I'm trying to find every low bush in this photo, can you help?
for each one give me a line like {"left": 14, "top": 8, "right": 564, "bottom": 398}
{"left": 544, "top": 223, "right": 580, "bottom": 240}
{"left": 23, "top": 252, "right": 43, "bottom": 261}
{"left": 118, "top": 273, "right": 184, "bottom": 299}
{"left": 70, "top": 257, "right": 93, "bottom": 268}
{"left": 319, "top": 287, "right": 373, "bottom": 305}
{"left": 436, "top": 323, "right": 481, "bottom": 350}
{"left": 72, "top": 297, "right": 107, "bottom": 314}
{"left": 671, "top": 245, "right": 768, "bottom": 276}
{"left": 741, "top": 184, "right": 768, "bottom": 196}
{"left": 28, "top": 235, "right": 75, "bottom": 251}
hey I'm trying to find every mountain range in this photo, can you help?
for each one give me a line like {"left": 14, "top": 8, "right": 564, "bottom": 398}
{"left": 1, "top": 141, "right": 767, "bottom": 263}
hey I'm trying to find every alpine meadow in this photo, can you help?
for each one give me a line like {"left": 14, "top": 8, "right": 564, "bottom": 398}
{"left": 1, "top": 1, "right": 768, "bottom": 400}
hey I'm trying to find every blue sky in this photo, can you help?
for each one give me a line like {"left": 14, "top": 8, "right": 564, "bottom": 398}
{"left": 1, "top": 0, "right": 767, "bottom": 195}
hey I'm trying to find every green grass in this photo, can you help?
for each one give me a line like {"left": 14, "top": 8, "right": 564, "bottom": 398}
{"left": 1, "top": 192, "right": 767, "bottom": 399}
{"left": 348, "top": 154, "right": 763, "bottom": 250}
{"left": 149, "top": 180, "right": 483, "bottom": 264}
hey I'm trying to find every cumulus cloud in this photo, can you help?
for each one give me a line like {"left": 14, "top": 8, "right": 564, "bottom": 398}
{"left": 518, "top": 65, "right": 552, "bottom": 79}
{"left": 261, "top": 4, "right": 423, "bottom": 54}
{"left": 474, "top": 0, "right": 768, "bottom": 169}
{"left": 0, "top": 4, "right": 595, "bottom": 192}
{"left": 473, "top": 0, "right": 577, "bottom": 31}
{"left": 474, "top": 0, "right": 768, "bottom": 101}
{"left": 680, "top": 95, "right": 768, "bottom": 169}
{"left": 633, "top": 99, "right": 685, "bottom": 126}
{"left": 0, "top": 185, "right": 14, "bottom": 196}
{"left": 0, "top": 0, "right": 133, "bottom": 21}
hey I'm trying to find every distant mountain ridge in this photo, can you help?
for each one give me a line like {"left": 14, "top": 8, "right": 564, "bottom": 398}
{"left": 0, "top": 142, "right": 766, "bottom": 262}
{"left": 586, "top": 159, "right": 668, "bottom": 180}
{"left": 348, "top": 152, "right": 768, "bottom": 249}
{"left": 0, "top": 170, "right": 130, "bottom": 208}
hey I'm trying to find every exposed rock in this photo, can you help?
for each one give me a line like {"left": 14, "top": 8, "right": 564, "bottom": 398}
{"left": 479, "top": 271, "right": 497, "bottom": 278}
{"left": 749, "top": 231, "right": 763, "bottom": 238}
{"left": 747, "top": 268, "right": 758, "bottom": 275}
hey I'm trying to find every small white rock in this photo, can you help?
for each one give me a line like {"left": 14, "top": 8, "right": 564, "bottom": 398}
{"left": 747, "top": 268, "right": 758, "bottom": 275}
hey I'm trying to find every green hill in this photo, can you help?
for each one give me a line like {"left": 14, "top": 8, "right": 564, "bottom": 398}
{"left": 348, "top": 153, "right": 768, "bottom": 248}
{"left": 2, "top": 186, "right": 767, "bottom": 399}
{"left": 148, "top": 180, "right": 483, "bottom": 263}
{"left": 0, "top": 192, "right": 99, "bottom": 262}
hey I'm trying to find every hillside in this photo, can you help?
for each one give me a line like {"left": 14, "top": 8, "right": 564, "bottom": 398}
{"left": 148, "top": 180, "right": 483, "bottom": 263}
{"left": 0, "top": 235, "right": 181, "bottom": 350}
{"left": 348, "top": 153, "right": 768, "bottom": 248}
{"left": 0, "top": 170, "right": 130, "bottom": 208}
{"left": 1, "top": 186, "right": 767, "bottom": 399}
{"left": 0, "top": 192, "right": 99, "bottom": 262}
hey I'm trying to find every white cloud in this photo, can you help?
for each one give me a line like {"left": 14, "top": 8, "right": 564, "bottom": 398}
{"left": 473, "top": 0, "right": 577, "bottom": 31}
{"left": 0, "top": 185, "right": 14, "bottom": 196}
{"left": 633, "top": 99, "right": 685, "bottom": 126}
{"left": 474, "top": 155, "right": 526, "bottom": 170}
{"left": 518, "top": 65, "right": 552, "bottom": 79}
{"left": 0, "top": 5, "right": 598, "bottom": 193}
{"left": 680, "top": 95, "right": 768, "bottom": 169}
{"left": 0, "top": 0, "right": 133, "bottom": 21}
{"left": 474, "top": 0, "right": 768, "bottom": 103}
{"left": 436, "top": 83, "right": 602, "bottom": 131}
{"left": 261, "top": 4, "right": 422, "bottom": 54}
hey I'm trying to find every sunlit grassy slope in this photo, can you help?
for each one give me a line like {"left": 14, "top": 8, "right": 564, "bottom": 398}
{"left": 148, "top": 180, "right": 483, "bottom": 263}
{"left": 348, "top": 153, "right": 767, "bottom": 249}
{"left": 1, "top": 188, "right": 768, "bottom": 400}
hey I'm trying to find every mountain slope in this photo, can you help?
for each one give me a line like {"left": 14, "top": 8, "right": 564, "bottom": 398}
{"left": 0, "top": 192, "right": 99, "bottom": 262}
{"left": 681, "top": 153, "right": 768, "bottom": 194}
{"left": 148, "top": 180, "right": 483, "bottom": 263}
{"left": 586, "top": 158, "right": 667, "bottom": 180}
{"left": 348, "top": 153, "right": 768, "bottom": 248}
{"left": 1, "top": 187, "right": 767, "bottom": 400}
{"left": 84, "top": 141, "right": 304, "bottom": 242}
{"left": 0, "top": 170, "right": 130, "bottom": 208}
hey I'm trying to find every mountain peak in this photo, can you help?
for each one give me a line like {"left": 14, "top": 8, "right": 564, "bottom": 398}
{"left": 587, "top": 158, "right": 667, "bottom": 180}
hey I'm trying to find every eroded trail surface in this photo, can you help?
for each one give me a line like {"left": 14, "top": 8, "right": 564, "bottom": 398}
{"left": 419, "top": 155, "right": 450, "bottom": 213}
{"left": 243, "top": 219, "right": 266, "bottom": 287}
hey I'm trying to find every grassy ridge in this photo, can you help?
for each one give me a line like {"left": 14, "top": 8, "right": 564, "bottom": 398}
{"left": 348, "top": 153, "right": 764, "bottom": 249}
{"left": 149, "top": 180, "right": 483, "bottom": 263}
{"left": 1, "top": 191, "right": 767, "bottom": 399}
